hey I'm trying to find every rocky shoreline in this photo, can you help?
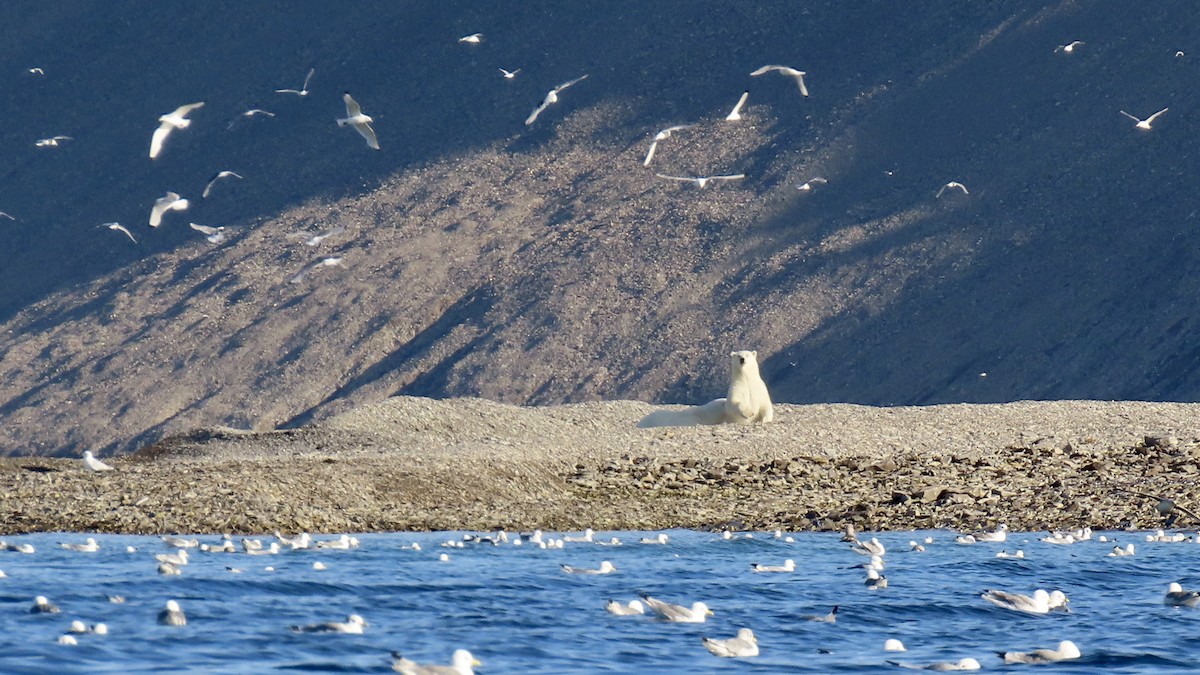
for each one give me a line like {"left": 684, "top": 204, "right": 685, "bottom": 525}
{"left": 2, "top": 397, "right": 1198, "bottom": 534}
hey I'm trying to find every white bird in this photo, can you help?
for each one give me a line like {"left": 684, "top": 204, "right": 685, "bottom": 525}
{"left": 702, "top": 628, "right": 758, "bottom": 657}
{"left": 562, "top": 528, "right": 594, "bottom": 543}
{"left": 31, "top": 596, "right": 60, "bottom": 613}
{"left": 865, "top": 568, "right": 888, "bottom": 589}
{"left": 149, "top": 192, "right": 189, "bottom": 227}
{"left": 35, "top": 135, "right": 72, "bottom": 147}
{"left": 246, "top": 542, "right": 281, "bottom": 556}
{"left": 656, "top": 173, "right": 745, "bottom": 189}
{"left": 643, "top": 125, "right": 692, "bottom": 166}
{"left": 995, "top": 549, "right": 1025, "bottom": 559}
{"left": 315, "top": 534, "right": 357, "bottom": 549}
{"left": 802, "top": 606, "right": 838, "bottom": 623}
{"left": 725, "top": 91, "right": 750, "bottom": 121}
{"left": 290, "top": 614, "right": 367, "bottom": 634}
{"left": 158, "top": 562, "right": 181, "bottom": 575}
{"left": 999, "top": 640, "right": 1081, "bottom": 664}
{"left": 391, "top": 648, "right": 480, "bottom": 675}
{"left": 561, "top": 561, "right": 615, "bottom": 575}
{"left": 936, "top": 181, "right": 969, "bottom": 198}
{"left": 750, "top": 65, "right": 810, "bottom": 96}
{"left": 981, "top": 589, "right": 1067, "bottom": 614}
{"left": 5, "top": 542, "right": 34, "bottom": 554}
{"left": 155, "top": 550, "right": 189, "bottom": 566}
{"left": 99, "top": 222, "right": 136, "bottom": 244}
{"left": 68, "top": 620, "right": 88, "bottom": 634}
{"left": 202, "top": 170, "right": 243, "bottom": 199}
{"left": 1055, "top": 40, "right": 1084, "bottom": 54}
{"left": 312, "top": 562, "right": 327, "bottom": 570}
{"left": 1108, "top": 543, "right": 1135, "bottom": 556}
{"left": 149, "top": 102, "right": 204, "bottom": 159}
{"left": 0, "top": 212, "right": 14, "bottom": 221}
{"left": 798, "top": 177, "right": 828, "bottom": 191}
{"left": 82, "top": 451, "right": 114, "bottom": 471}
{"left": 910, "top": 540, "right": 926, "bottom": 552}
{"left": 337, "top": 93, "right": 380, "bottom": 149}
{"left": 91, "top": 623, "right": 108, "bottom": 635}
{"left": 751, "top": 559, "right": 795, "bottom": 573}
{"left": 157, "top": 600, "right": 187, "bottom": 626}
{"left": 525, "top": 74, "right": 588, "bottom": 125}
{"left": 227, "top": 109, "right": 275, "bottom": 130}
{"left": 296, "top": 225, "right": 346, "bottom": 247}
{"left": 852, "top": 537, "right": 887, "bottom": 556}
{"left": 639, "top": 533, "right": 669, "bottom": 545}
{"left": 884, "top": 638, "right": 907, "bottom": 652}
{"left": 458, "top": 33, "right": 482, "bottom": 43}
{"left": 1120, "top": 107, "right": 1169, "bottom": 131}
{"left": 955, "top": 534, "right": 976, "bottom": 545}
{"left": 276, "top": 67, "right": 315, "bottom": 96}
{"left": 1165, "top": 582, "right": 1200, "bottom": 607}
{"left": 641, "top": 595, "right": 713, "bottom": 623}
{"left": 887, "top": 657, "right": 982, "bottom": 671}
{"left": 59, "top": 538, "right": 99, "bottom": 552}
{"left": 606, "top": 599, "right": 645, "bottom": 615}
{"left": 499, "top": 68, "right": 521, "bottom": 79}
{"left": 973, "top": 524, "right": 1008, "bottom": 542}
{"left": 189, "top": 223, "right": 227, "bottom": 244}
{"left": 57, "top": 635, "right": 77, "bottom": 646}
{"left": 290, "top": 257, "right": 345, "bottom": 284}
{"left": 161, "top": 535, "right": 199, "bottom": 548}
{"left": 27, "top": 67, "right": 44, "bottom": 76}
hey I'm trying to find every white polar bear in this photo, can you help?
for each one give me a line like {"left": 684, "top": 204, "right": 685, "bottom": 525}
{"left": 636, "top": 350, "right": 773, "bottom": 428}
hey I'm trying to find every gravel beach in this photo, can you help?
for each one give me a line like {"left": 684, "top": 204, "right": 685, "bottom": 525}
{"left": 3, "top": 397, "right": 1199, "bottom": 535}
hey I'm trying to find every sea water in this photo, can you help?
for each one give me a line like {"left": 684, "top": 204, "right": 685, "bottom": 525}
{"left": 0, "top": 529, "right": 1194, "bottom": 673}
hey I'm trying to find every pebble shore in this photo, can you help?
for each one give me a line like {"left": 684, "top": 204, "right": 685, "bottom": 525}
{"left": 2, "top": 397, "right": 1199, "bottom": 534}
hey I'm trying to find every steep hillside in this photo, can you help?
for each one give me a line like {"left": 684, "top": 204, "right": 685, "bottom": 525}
{"left": 1, "top": 1, "right": 1198, "bottom": 455}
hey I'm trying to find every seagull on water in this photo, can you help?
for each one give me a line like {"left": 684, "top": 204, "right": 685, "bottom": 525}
{"left": 1164, "top": 582, "right": 1200, "bottom": 607}
{"left": 641, "top": 595, "right": 713, "bottom": 623}
{"left": 149, "top": 102, "right": 204, "bottom": 159}
{"left": 276, "top": 68, "right": 315, "bottom": 96}
{"left": 189, "top": 223, "right": 227, "bottom": 244}
{"left": 227, "top": 109, "right": 275, "bottom": 130}
{"left": 702, "top": 628, "right": 759, "bottom": 657}
{"left": 59, "top": 538, "right": 99, "bottom": 552}
{"left": 391, "top": 649, "right": 480, "bottom": 675}
{"left": 751, "top": 65, "right": 809, "bottom": 96}
{"left": 751, "top": 559, "right": 795, "bottom": 573}
{"left": 337, "top": 93, "right": 380, "bottom": 149}
{"left": 203, "top": 170, "right": 243, "bottom": 198}
{"left": 725, "top": 91, "right": 749, "bottom": 121}
{"left": 887, "top": 657, "right": 981, "bottom": 671}
{"left": 656, "top": 173, "right": 745, "bottom": 188}
{"left": 885, "top": 639, "right": 907, "bottom": 652}
{"left": 82, "top": 451, "right": 114, "bottom": 471}
{"left": 1108, "top": 543, "right": 1135, "bottom": 556}
{"left": 973, "top": 524, "right": 1007, "bottom": 542}
{"left": 458, "top": 33, "right": 482, "bottom": 43}
{"left": 865, "top": 568, "right": 888, "bottom": 589}
{"left": 149, "top": 192, "right": 189, "bottom": 227}
{"left": 851, "top": 537, "right": 886, "bottom": 556}
{"left": 158, "top": 600, "right": 187, "bottom": 626}
{"left": 995, "top": 549, "right": 1025, "bottom": 558}
{"left": 31, "top": 596, "right": 60, "bottom": 613}
{"left": 35, "top": 135, "right": 72, "bottom": 147}
{"left": 639, "top": 533, "right": 669, "bottom": 544}
{"left": 643, "top": 125, "right": 692, "bottom": 166}
{"left": 162, "top": 535, "right": 199, "bottom": 548}
{"left": 1120, "top": 107, "right": 1169, "bottom": 131}
{"left": 1055, "top": 40, "right": 1084, "bottom": 54}
{"left": 525, "top": 74, "right": 588, "bottom": 126}
{"left": 561, "top": 561, "right": 616, "bottom": 575}
{"left": 981, "top": 588, "right": 1067, "bottom": 614}
{"left": 562, "top": 528, "right": 594, "bottom": 543}
{"left": 155, "top": 549, "right": 189, "bottom": 566}
{"left": 499, "top": 68, "right": 521, "bottom": 79}
{"left": 606, "top": 599, "right": 645, "bottom": 615}
{"left": 290, "top": 614, "right": 367, "bottom": 634}
{"left": 999, "top": 640, "right": 1081, "bottom": 664}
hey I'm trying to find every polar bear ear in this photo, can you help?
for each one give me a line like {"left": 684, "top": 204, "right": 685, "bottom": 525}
{"left": 751, "top": 351, "right": 757, "bottom": 358}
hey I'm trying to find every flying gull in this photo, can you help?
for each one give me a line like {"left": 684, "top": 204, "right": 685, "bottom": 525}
{"left": 702, "top": 628, "right": 759, "bottom": 657}
{"left": 27, "top": 67, "right": 44, "bottom": 76}
{"left": 149, "top": 192, "right": 189, "bottom": 227}
{"left": 1055, "top": 41, "right": 1084, "bottom": 54}
{"left": 35, "top": 135, "right": 72, "bottom": 147}
{"left": 157, "top": 600, "right": 187, "bottom": 626}
{"left": 936, "top": 181, "right": 969, "bottom": 198}
{"left": 337, "top": 93, "right": 380, "bottom": 149}
{"left": 391, "top": 649, "right": 481, "bottom": 675}
{"left": 0, "top": 212, "right": 14, "bottom": 221}
{"left": 798, "top": 177, "right": 828, "bottom": 191}
{"left": 751, "top": 65, "right": 809, "bottom": 96}
{"left": 725, "top": 91, "right": 749, "bottom": 121}
{"left": 189, "top": 223, "right": 227, "bottom": 244}
{"left": 99, "top": 222, "right": 136, "bottom": 244}
{"left": 227, "top": 109, "right": 275, "bottom": 130}
{"left": 82, "top": 450, "right": 114, "bottom": 471}
{"left": 1120, "top": 107, "right": 1169, "bottom": 131}
{"left": 291, "top": 257, "right": 345, "bottom": 284}
{"left": 499, "top": 68, "right": 521, "bottom": 79}
{"left": 287, "top": 225, "right": 346, "bottom": 246}
{"left": 149, "top": 102, "right": 204, "bottom": 159}
{"left": 290, "top": 614, "right": 366, "bottom": 634}
{"left": 458, "top": 33, "right": 483, "bottom": 43}
{"left": 643, "top": 124, "right": 692, "bottom": 166}
{"left": 525, "top": 74, "right": 589, "bottom": 125}
{"left": 656, "top": 173, "right": 745, "bottom": 188}
{"left": 202, "top": 170, "right": 243, "bottom": 198}
{"left": 276, "top": 67, "right": 315, "bottom": 96}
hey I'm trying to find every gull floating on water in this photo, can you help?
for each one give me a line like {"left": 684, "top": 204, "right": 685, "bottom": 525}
{"left": 1164, "top": 582, "right": 1200, "bottom": 607}
{"left": 909, "top": 540, "right": 926, "bottom": 552}
{"left": 525, "top": 74, "right": 588, "bottom": 126}
{"left": 276, "top": 67, "right": 314, "bottom": 96}
{"left": 1055, "top": 40, "right": 1084, "bottom": 54}
{"left": 202, "top": 170, "right": 242, "bottom": 198}
{"left": 35, "top": 135, "right": 72, "bottom": 147}
{"left": 1120, "top": 108, "right": 1169, "bottom": 131}
{"left": 158, "top": 600, "right": 187, "bottom": 626}
{"left": 639, "top": 533, "right": 669, "bottom": 545}
{"left": 702, "top": 628, "right": 758, "bottom": 657}
{"left": 158, "top": 562, "right": 181, "bottom": 575}
{"left": 155, "top": 549, "right": 189, "bottom": 566}
{"left": 562, "top": 528, "right": 594, "bottom": 543}
{"left": 57, "top": 635, "right": 77, "bottom": 646}
{"left": 99, "top": 222, "right": 136, "bottom": 244}
{"left": 641, "top": 595, "right": 712, "bottom": 623}
{"left": 887, "top": 657, "right": 981, "bottom": 671}
{"left": 751, "top": 65, "right": 809, "bottom": 96}
{"left": 802, "top": 606, "right": 838, "bottom": 623}
{"left": 82, "top": 451, "right": 114, "bottom": 471}
{"left": 68, "top": 620, "right": 88, "bottom": 634}
{"left": 606, "top": 599, "right": 645, "bottom": 615}
{"left": 499, "top": 68, "right": 521, "bottom": 79}
{"left": 643, "top": 125, "right": 692, "bottom": 166}
{"left": 998, "top": 640, "right": 1081, "bottom": 664}
{"left": 337, "top": 93, "right": 380, "bottom": 149}
{"left": 865, "top": 568, "right": 888, "bottom": 590}
{"left": 4, "top": 542, "right": 35, "bottom": 553}
{"left": 458, "top": 33, "right": 482, "bottom": 43}
{"left": 391, "top": 648, "right": 480, "bottom": 675}
{"left": 59, "top": 538, "right": 99, "bottom": 552}
{"left": 751, "top": 559, "right": 795, "bottom": 573}
{"left": 149, "top": 102, "right": 204, "bottom": 159}
{"left": 561, "top": 561, "right": 615, "bottom": 575}
{"left": 995, "top": 549, "right": 1025, "bottom": 559}
{"left": 149, "top": 192, "right": 189, "bottom": 227}
{"left": 725, "top": 91, "right": 749, "bottom": 121}
{"left": 973, "top": 524, "right": 1007, "bottom": 542}
{"left": 31, "top": 596, "right": 60, "bottom": 614}
{"left": 981, "top": 588, "right": 1068, "bottom": 614}
{"left": 885, "top": 638, "right": 907, "bottom": 652}
{"left": 954, "top": 534, "right": 976, "bottom": 545}
{"left": 852, "top": 537, "right": 886, "bottom": 556}
{"left": 290, "top": 614, "right": 367, "bottom": 634}
{"left": 162, "top": 535, "right": 199, "bottom": 548}
{"left": 936, "top": 181, "right": 969, "bottom": 198}
{"left": 656, "top": 173, "right": 745, "bottom": 189}
{"left": 1108, "top": 543, "right": 1135, "bottom": 556}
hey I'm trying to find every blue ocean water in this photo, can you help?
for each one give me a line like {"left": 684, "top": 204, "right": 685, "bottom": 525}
{"left": 0, "top": 529, "right": 1194, "bottom": 673}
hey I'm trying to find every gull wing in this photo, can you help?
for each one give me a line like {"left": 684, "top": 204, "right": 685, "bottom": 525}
{"left": 1118, "top": 110, "right": 1141, "bottom": 123}
{"left": 173, "top": 102, "right": 205, "bottom": 118}
{"left": 555, "top": 74, "right": 589, "bottom": 92}
{"left": 655, "top": 174, "right": 697, "bottom": 183}
{"left": 712, "top": 174, "right": 746, "bottom": 181}
{"left": 643, "top": 140, "right": 659, "bottom": 166}
{"left": 525, "top": 99, "right": 550, "bottom": 125}
{"left": 189, "top": 223, "right": 219, "bottom": 235}
{"left": 149, "top": 123, "right": 172, "bottom": 159}
{"left": 353, "top": 121, "right": 380, "bottom": 149}
{"left": 794, "top": 71, "right": 809, "bottom": 96}
{"left": 343, "top": 93, "right": 363, "bottom": 118}
{"left": 1146, "top": 107, "right": 1169, "bottom": 124}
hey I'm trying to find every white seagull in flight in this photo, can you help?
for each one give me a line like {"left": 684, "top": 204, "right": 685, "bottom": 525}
{"left": 276, "top": 67, "right": 314, "bottom": 96}
{"left": 1055, "top": 40, "right": 1084, "bottom": 54}
{"left": 149, "top": 102, "right": 204, "bottom": 159}
{"left": 337, "top": 93, "right": 379, "bottom": 149}
{"left": 99, "top": 222, "right": 136, "bottom": 244}
{"left": 458, "top": 33, "right": 483, "bottom": 44}
{"left": 149, "top": 192, "right": 189, "bottom": 227}
{"left": 751, "top": 65, "right": 809, "bottom": 96}
{"left": 1120, "top": 107, "right": 1169, "bottom": 131}
{"left": 525, "top": 74, "right": 589, "bottom": 125}
{"left": 202, "top": 170, "right": 243, "bottom": 198}
{"left": 189, "top": 223, "right": 227, "bottom": 244}
{"left": 35, "top": 135, "right": 72, "bottom": 147}
{"left": 227, "top": 109, "right": 275, "bottom": 130}
{"left": 499, "top": 68, "right": 521, "bottom": 79}
{"left": 725, "top": 91, "right": 749, "bottom": 121}
{"left": 656, "top": 173, "right": 745, "bottom": 188}
{"left": 643, "top": 125, "right": 692, "bottom": 166}
{"left": 936, "top": 181, "right": 969, "bottom": 198}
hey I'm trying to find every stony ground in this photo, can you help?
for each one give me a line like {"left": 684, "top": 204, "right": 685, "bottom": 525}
{"left": 2, "top": 397, "right": 1199, "bottom": 535}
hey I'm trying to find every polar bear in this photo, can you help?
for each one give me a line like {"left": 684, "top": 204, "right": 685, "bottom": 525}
{"left": 636, "top": 350, "right": 773, "bottom": 428}
{"left": 723, "top": 350, "right": 773, "bottom": 424}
